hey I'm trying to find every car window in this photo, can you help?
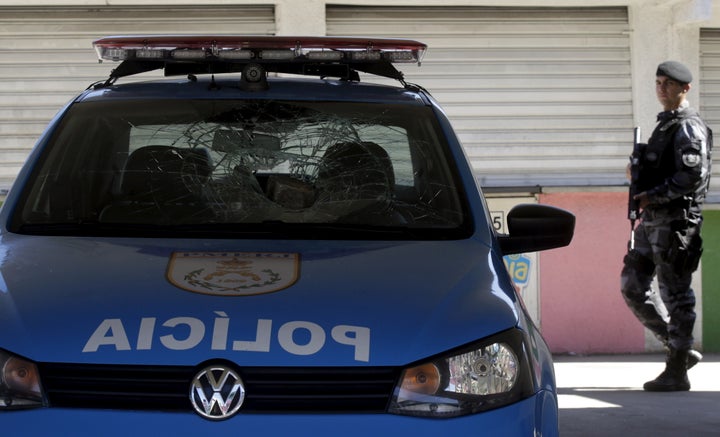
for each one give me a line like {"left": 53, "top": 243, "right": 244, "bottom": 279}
{"left": 11, "top": 98, "right": 470, "bottom": 238}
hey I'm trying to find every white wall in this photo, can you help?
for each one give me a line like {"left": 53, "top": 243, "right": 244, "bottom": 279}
{"left": 629, "top": 0, "right": 712, "bottom": 137}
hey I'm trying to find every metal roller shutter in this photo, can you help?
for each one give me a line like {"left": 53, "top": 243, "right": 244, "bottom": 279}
{"left": 699, "top": 29, "right": 720, "bottom": 203}
{"left": 327, "top": 6, "right": 633, "bottom": 190}
{"left": 0, "top": 6, "right": 275, "bottom": 190}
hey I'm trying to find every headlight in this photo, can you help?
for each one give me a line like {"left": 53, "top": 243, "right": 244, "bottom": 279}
{"left": 0, "top": 349, "right": 45, "bottom": 409}
{"left": 388, "top": 329, "right": 535, "bottom": 417}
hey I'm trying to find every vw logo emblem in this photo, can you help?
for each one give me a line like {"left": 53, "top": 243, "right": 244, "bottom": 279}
{"left": 190, "top": 364, "right": 246, "bottom": 420}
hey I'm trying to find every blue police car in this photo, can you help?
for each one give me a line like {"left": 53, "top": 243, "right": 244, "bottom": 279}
{"left": 0, "top": 36, "right": 574, "bottom": 435}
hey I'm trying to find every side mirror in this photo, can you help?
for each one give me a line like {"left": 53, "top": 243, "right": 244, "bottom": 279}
{"left": 498, "top": 204, "right": 575, "bottom": 255}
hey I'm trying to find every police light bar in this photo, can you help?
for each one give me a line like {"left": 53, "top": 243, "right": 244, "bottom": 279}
{"left": 92, "top": 35, "right": 427, "bottom": 65}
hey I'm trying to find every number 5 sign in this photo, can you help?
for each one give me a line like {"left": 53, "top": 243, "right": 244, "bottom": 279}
{"left": 490, "top": 210, "right": 505, "bottom": 232}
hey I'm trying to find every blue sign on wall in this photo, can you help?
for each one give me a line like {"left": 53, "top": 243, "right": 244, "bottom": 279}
{"left": 503, "top": 254, "right": 532, "bottom": 287}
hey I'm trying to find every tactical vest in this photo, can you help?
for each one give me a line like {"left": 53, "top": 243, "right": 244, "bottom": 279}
{"left": 638, "top": 109, "right": 712, "bottom": 206}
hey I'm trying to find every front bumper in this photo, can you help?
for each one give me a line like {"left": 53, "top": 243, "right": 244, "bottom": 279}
{"left": 1, "top": 389, "right": 558, "bottom": 436}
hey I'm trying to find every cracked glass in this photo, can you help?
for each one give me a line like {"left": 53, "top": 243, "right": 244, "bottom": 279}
{"left": 12, "top": 98, "right": 469, "bottom": 238}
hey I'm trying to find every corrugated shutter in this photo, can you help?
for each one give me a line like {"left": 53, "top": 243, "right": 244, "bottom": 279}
{"left": 327, "top": 6, "right": 632, "bottom": 189}
{"left": 699, "top": 29, "right": 720, "bottom": 203}
{"left": 0, "top": 6, "right": 275, "bottom": 190}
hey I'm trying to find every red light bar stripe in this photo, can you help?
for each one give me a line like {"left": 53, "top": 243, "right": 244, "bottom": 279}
{"left": 92, "top": 35, "right": 427, "bottom": 51}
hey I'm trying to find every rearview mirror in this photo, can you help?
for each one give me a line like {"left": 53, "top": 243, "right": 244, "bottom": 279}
{"left": 498, "top": 204, "right": 575, "bottom": 255}
{"left": 212, "top": 129, "right": 281, "bottom": 153}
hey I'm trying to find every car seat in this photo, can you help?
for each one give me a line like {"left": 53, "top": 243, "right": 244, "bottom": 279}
{"left": 100, "top": 146, "right": 213, "bottom": 223}
{"left": 314, "top": 141, "right": 395, "bottom": 204}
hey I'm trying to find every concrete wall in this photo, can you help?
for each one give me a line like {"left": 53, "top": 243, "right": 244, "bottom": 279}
{"left": 538, "top": 192, "right": 642, "bottom": 354}
{"left": 539, "top": 191, "right": 717, "bottom": 354}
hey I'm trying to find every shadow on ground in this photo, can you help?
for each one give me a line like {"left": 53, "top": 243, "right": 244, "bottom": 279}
{"left": 554, "top": 354, "right": 720, "bottom": 436}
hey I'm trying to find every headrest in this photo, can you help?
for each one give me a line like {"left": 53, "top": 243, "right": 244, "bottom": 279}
{"left": 316, "top": 141, "right": 394, "bottom": 201}
{"left": 121, "top": 146, "right": 212, "bottom": 201}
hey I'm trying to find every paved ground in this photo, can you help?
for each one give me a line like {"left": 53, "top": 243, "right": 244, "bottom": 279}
{"left": 555, "top": 353, "right": 720, "bottom": 436}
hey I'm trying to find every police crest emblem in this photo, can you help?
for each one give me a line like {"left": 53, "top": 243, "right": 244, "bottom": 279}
{"left": 167, "top": 252, "right": 299, "bottom": 296}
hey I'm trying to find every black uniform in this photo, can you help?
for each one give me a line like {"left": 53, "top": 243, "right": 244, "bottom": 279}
{"left": 621, "top": 103, "right": 712, "bottom": 353}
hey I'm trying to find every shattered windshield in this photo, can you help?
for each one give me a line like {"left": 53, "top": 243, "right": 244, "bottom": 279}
{"left": 12, "top": 99, "right": 470, "bottom": 238}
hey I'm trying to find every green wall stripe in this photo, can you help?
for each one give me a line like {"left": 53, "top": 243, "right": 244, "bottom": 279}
{"left": 702, "top": 210, "right": 720, "bottom": 352}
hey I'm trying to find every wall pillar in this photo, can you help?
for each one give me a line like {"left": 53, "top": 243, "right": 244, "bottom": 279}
{"left": 275, "top": 0, "right": 326, "bottom": 36}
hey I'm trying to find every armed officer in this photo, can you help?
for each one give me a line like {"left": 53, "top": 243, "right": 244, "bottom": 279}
{"left": 621, "top": 60, "right": 712, "bottom": 391}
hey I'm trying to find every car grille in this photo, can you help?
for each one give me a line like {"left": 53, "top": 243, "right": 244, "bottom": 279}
{"left": 38, "top": 363, "right": 400, "bottom": 413}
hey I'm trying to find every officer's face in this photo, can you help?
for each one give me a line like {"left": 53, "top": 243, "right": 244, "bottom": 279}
{"left": 656, "top": 76, "right": 690, "bottom": 111}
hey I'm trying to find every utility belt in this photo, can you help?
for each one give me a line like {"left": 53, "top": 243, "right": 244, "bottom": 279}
{"left": 642, "top": 197, "right": 701, "bottom": 221}
{"left": 642, "top": 205, "right": 686, "bottom": 221}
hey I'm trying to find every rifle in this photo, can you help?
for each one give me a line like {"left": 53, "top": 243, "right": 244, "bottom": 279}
{"left": 628, "top": 127, "right": 645, "bottom": 250}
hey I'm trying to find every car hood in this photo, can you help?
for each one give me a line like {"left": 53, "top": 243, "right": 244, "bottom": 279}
{"left": 0, "top": 234, "right": 519, "bottom": 366}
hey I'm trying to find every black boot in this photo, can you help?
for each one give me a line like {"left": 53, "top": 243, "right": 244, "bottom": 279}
{"left": 643, "top": 349, "right": 690, "bottom": 392}
{"left": 658, "top": 336, "right": 702, "bottom": 369}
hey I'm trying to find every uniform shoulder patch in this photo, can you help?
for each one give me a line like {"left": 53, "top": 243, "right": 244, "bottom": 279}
{"left": 681, "top": 151, "right": 702, "bottom": 167}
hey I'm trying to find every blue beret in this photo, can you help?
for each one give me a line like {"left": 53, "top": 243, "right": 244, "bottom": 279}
{"left": 656, "top": 61, "right": 692, "bottom": 84}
